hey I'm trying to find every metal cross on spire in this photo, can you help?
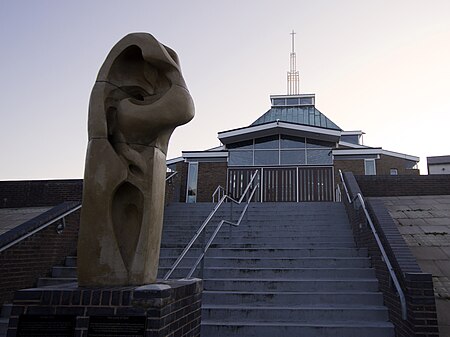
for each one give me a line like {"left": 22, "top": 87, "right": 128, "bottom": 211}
{"left": 287, "top": 29, "right": 300, "bottom": 95}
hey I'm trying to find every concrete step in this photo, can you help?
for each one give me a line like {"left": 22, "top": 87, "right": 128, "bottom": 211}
{"left": 202, "top": 291, "right": 384, "bottom": 306}
{"left": 201, "top": 321, "right": 395, "bottom": 337}
{"left": 203, "top": 278, "right": 379, "bottom": 292}
{"left": 202, "top": 304, "right": 389, "bottom": 322}
{"left": 162, "top": 222, "right": 352, "bottom": 229}
{"left": 65, "top": 256, "right": 77, "bottom": 267}
{"left": 159, "top": 247, "right": 368, "bottom": 258}
{"left": 36, "top": 277, "right": 77, "bottom": 287}
{"left": 164, "top": 211, "right": 348, "bottom": 218}
{"left": 159, "top": 257, "right": 370, "bottom": 268}
{"left": 0, "top": 318, "right": 9, "bottom": 337}
{"left": 52, "top": 266, "right": 76, "bottom": 278}
{"left": 157, "top": 267, "right": 376, "bottom": 279}
{"left": 161, "top": 241, "right": 357, "bottom": 249}
{"left": 162, "top": 229, "right": 355, "bottom": 239}
{"left": 0, "top": 305, "right": 11, "bottom": 318}
{"left": 164, "top": 217, "right": 349, "bottom": 223}
{"left": 160, "top": 236, "right": 356, "bottom": 245}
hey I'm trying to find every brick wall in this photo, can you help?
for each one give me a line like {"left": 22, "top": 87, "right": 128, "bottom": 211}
{"left": 0, "top": 180, "right": 83, "bottom": 208}
{"left": 8, "top": 279, "right": 202, "bottom": 337}
{"left": 356, "top": 174, "right": 450, "bottom": 197}
{"left": 376, "top": 154, "right": 419, "bottom": 175}
{"left": 0, "top": 207, "right": 80, "bottom": 305}
{"left": 176, "top": 162, "right": 188, "bottom": 203}
{"left": 334, "top": 155, "right": 419, "bottom": 180}
{"left": 197, "top": 162, "right": 227, "bottom": 203}
{"left": 342, "top": 172, "right": 439, "bottom": 336}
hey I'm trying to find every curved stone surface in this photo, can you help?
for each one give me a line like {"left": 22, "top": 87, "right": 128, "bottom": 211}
{"left": 77, "top": 33, "right": 194, "bottom": 286}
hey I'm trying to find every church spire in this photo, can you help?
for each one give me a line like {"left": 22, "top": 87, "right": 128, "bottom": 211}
{"left": 287, "top": 30, "right": 300, "bottom": 95}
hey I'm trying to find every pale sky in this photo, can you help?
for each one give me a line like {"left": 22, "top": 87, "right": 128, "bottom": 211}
{"left": 0, "top": 0, "right": 449, "bottom": 180}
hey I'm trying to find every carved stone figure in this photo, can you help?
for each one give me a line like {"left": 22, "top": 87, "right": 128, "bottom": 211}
{"left": 77, "top": 33, "right": 194, "bottom": 286}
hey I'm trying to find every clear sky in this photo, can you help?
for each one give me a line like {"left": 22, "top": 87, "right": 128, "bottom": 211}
{"left": 0, "top": 0, "right": 449, "bottom": 180}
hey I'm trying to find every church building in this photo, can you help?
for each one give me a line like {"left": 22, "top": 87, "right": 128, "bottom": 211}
{"left": 166, "top": 33, "right": 419, "bottom": 203}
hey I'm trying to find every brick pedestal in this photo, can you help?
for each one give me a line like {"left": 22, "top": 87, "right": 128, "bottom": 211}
{"left": 7, "top": 279, "right": 202, "bottom": 337}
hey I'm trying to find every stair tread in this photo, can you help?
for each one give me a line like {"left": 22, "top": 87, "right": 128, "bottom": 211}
{"left": 203, "top": 304, "right": 388, "bottom": 310}
{"left": 202, "top": 320, "right": 394, "bottom": 327}
{"left": 203, "top": 277, "right": 377, "bottom": 281}
{"left": 204, "top": 290, "right": 382, "bottom": 295}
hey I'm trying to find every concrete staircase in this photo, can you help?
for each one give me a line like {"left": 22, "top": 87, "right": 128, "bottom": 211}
{"left": 6, "top": 202, "right": 394, "bottom": 337}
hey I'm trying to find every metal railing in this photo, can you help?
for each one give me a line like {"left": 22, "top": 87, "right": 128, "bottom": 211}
{"left": 339, "top": 170, "right": 407, "bottom": 320}
{"left": 165, "top": 170, "right": 178, "bottom": 181}
{"left": 212, "top": 185, "right": 225, "bottom": 203}
{"left": 0, "top": 203, "right": 81, "bottom": 253}
{"left": 163, "top": 170, "right": 259, "bottom": 280}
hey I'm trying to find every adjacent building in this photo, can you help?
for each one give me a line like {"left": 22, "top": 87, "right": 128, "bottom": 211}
{"left": 427, "top": 155, "right": 450, "bottom": 175}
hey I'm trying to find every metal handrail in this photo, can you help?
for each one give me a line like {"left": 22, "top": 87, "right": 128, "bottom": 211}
{"left": 163, "top": 170, "right": 259, "bottom": 280}
{"left": 0, "top": 203, "right": 82, "bottom": 253}
{"left": 165, "top": 171, "right": 178, "bottom": 181}
{"left": 339, "top": 170, "right": 407, "bottom": 320}
{"left": 212, "top": 185, "right": 225, "bottom": 203}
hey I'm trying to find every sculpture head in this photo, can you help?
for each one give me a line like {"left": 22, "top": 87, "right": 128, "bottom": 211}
{"left": 88, "top": 33, "right": 195, "bottom": 153}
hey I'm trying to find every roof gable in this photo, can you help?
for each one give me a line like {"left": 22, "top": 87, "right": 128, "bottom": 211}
{"left": 251, "top": 106, "right": 341, "bottom": 131}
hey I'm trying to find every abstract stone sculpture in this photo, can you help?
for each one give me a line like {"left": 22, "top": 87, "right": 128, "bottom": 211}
{"left": 77, "top": 33, "right": 194, "bottom": 286}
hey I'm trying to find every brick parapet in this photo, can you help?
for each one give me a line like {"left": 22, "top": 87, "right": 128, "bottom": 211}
{"left": 0, "top": 206, "right": 80, "bottom": 305}
{"left": 0, "top": 180, "right": 83, "bottom": 208}
{"left": 7, "top": 279, "right": 202, "bottom": 337}
{"left": 356, "top": 174, "right": 450, "bottom": 197}
{"left": 341, "top": 171, "right": 439, "bottom": 336}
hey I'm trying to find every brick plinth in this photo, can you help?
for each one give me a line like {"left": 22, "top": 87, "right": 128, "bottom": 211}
{"left": 7, "top": 279, "right": 202, "bottom": 337}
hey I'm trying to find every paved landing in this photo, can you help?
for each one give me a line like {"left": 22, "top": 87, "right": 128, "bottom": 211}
{"left": 375, "top": 195, "right": 450, "bottom": 336}
{"left": 0, "top": 207, "right": 51, "bottom": 235}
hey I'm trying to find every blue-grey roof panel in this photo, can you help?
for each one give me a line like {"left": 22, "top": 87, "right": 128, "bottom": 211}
{"left": 251, "top": 106, "right": 341, "bottom": 131}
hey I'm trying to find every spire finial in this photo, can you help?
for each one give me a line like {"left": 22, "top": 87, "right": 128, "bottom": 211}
{"left": 287, "top": 30, "right": 300, "bottom": 95}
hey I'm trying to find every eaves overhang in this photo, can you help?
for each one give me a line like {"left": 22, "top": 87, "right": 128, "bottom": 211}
{"left": 166, "top": 157, "right": 184, "bottom": 165}
{"left": 218, "top": 121, "right": 341, "bottom": 145}
{"left": 338, "top": 141, "right": 369, "bottom": 149}
{"left": 182, "top": 151, "right": 228, "bottom": 159}
{"left": 333, "top": 148, "right": 419, "bottom": 162}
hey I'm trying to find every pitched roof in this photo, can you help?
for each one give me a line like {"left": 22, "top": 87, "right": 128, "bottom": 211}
{"left": 251, "top": 106, "right": 342, "bottom": 131}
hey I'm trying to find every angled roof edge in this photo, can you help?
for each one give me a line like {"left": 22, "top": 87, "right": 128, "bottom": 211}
{"left": 251, "top": 106, "right": 342, "bottom": 131}
{"left": 338, "top": 141, "right": 370, "bottom": 149}
{"left": 166, "top": 156, "right": 184, "bottom": 165}
{"left": 218, "top": 120, "right": 341, "bottom": 144}
{"left": 219, "top": 120, "right": 341, "bottom": 137}
{"left": 333, "top": 148, "right": 419, "bottom": 162}
{"left": 427, "top": 155, "right": 450, "bottom": 165}
{"left": 182, "top": 151, "right": 228, "bottom": 158}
